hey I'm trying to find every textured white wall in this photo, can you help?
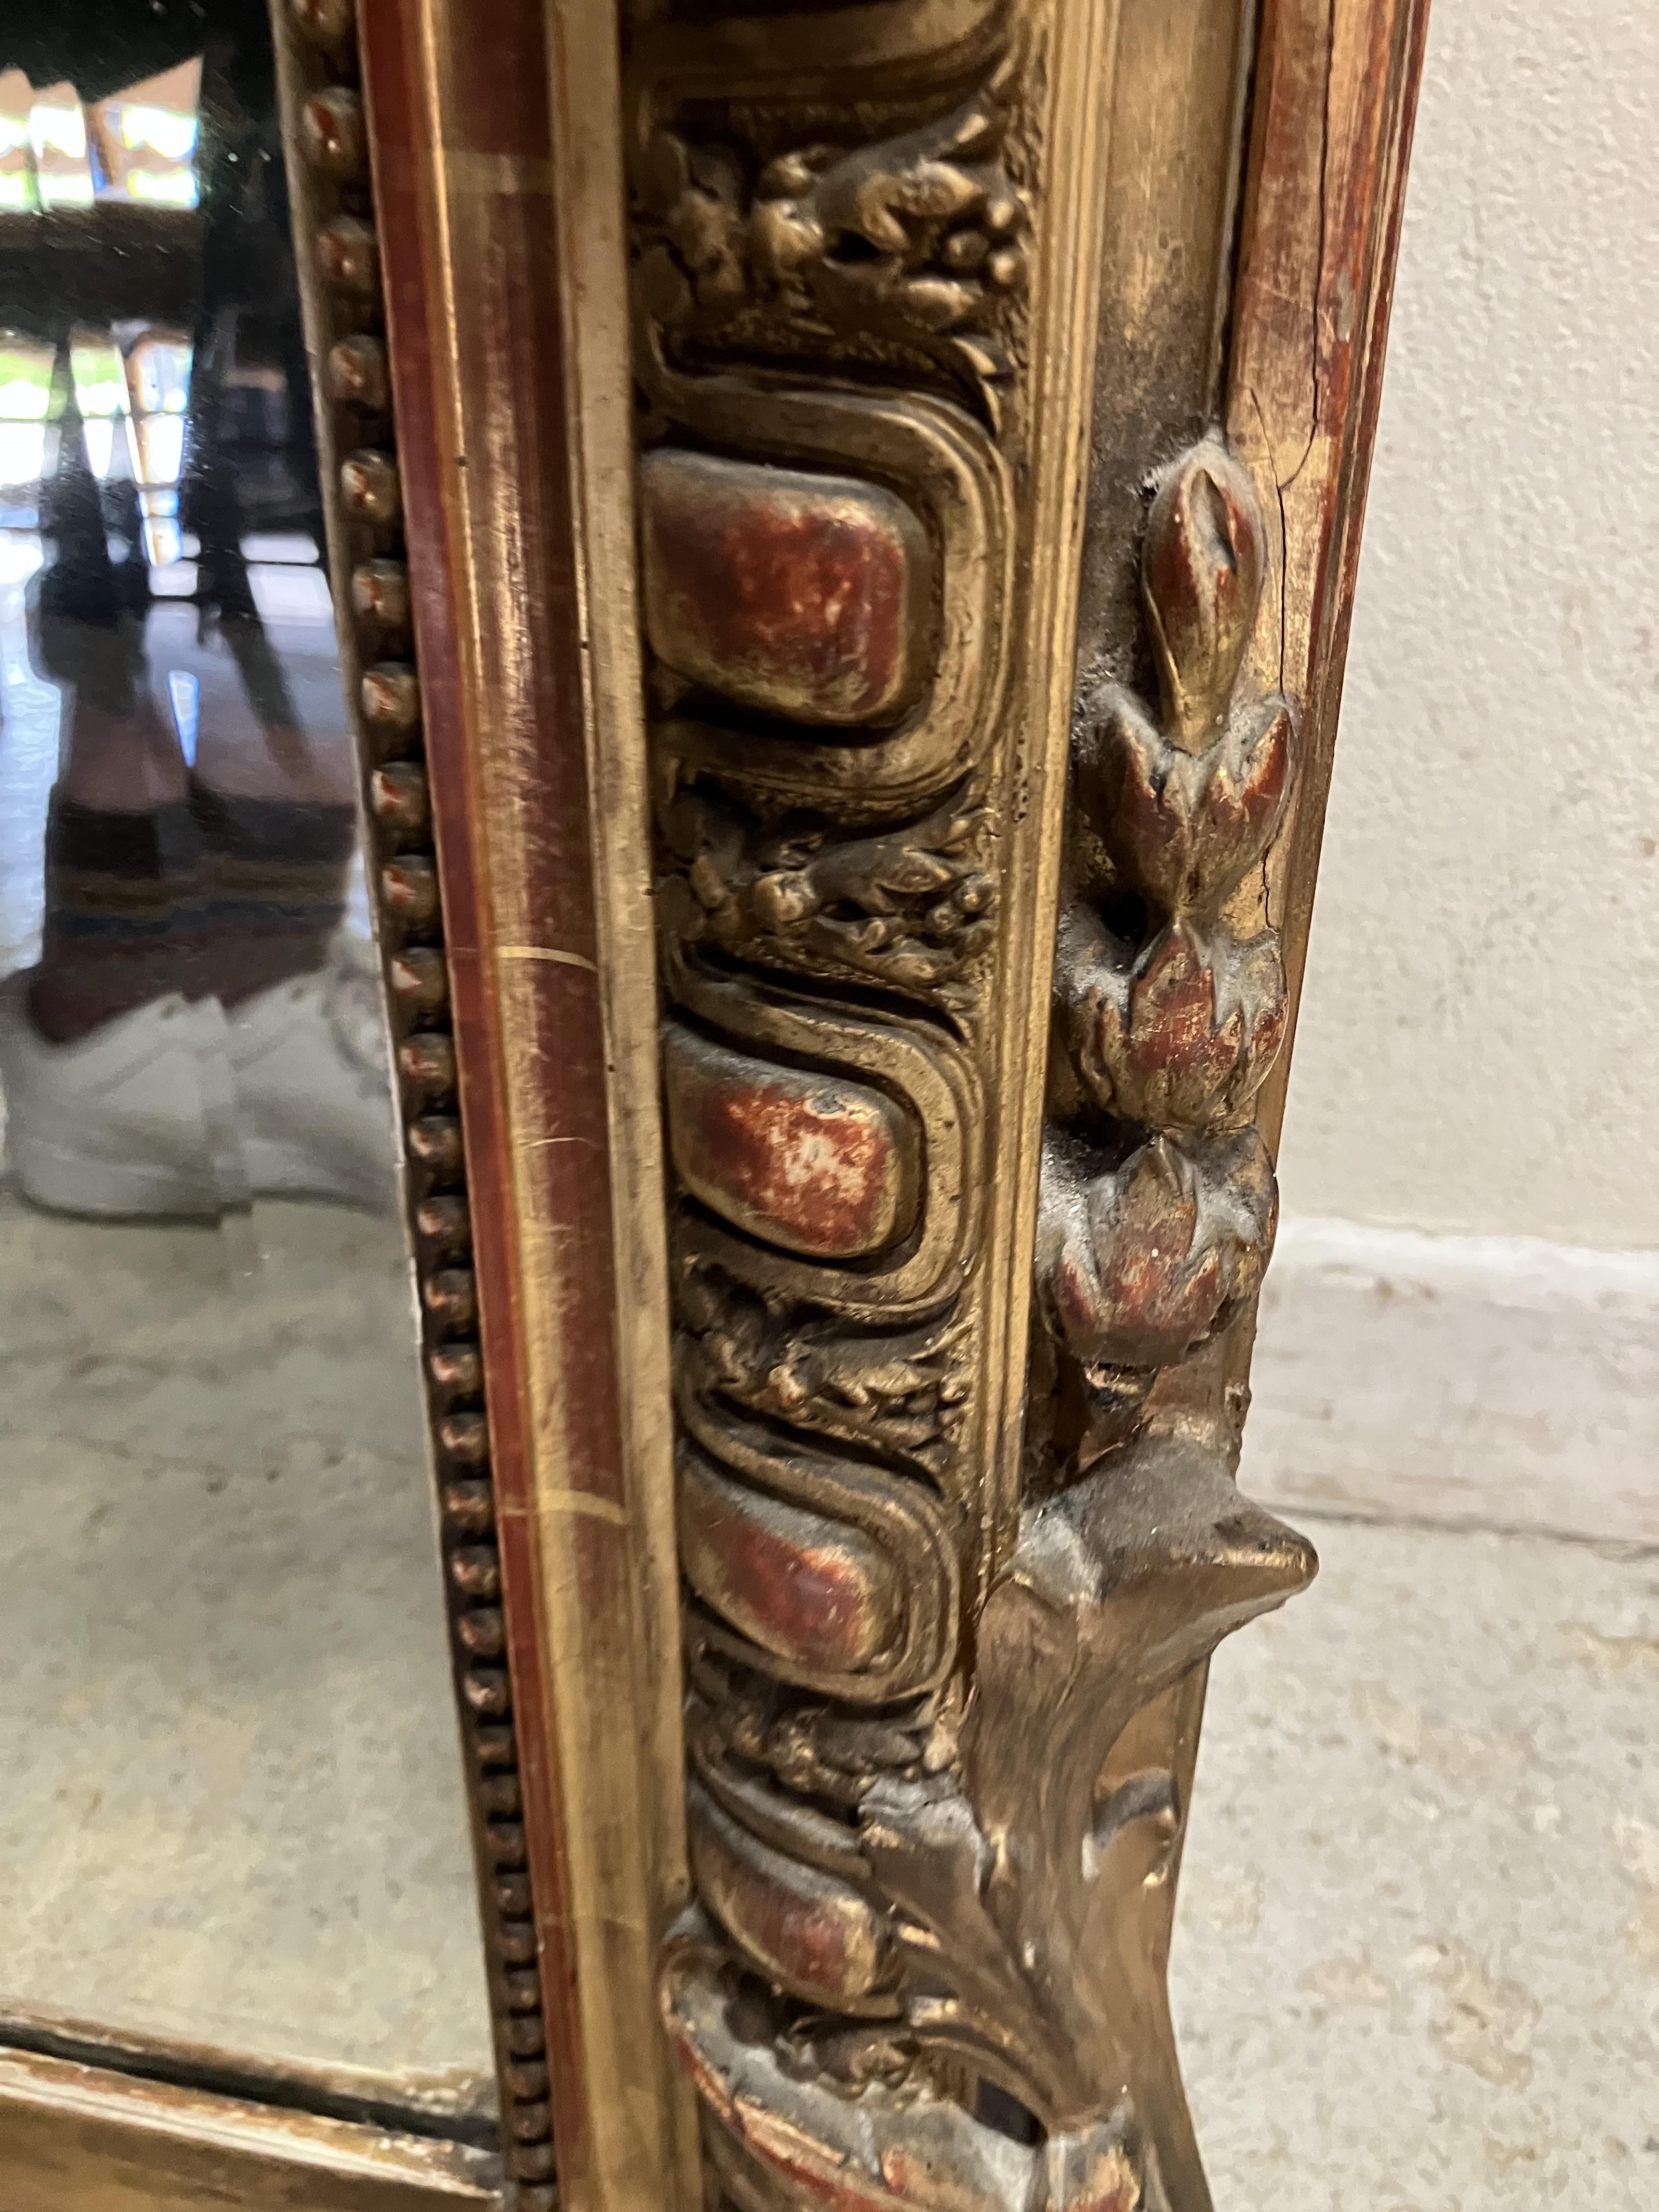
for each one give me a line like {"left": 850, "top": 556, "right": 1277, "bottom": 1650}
{"left": 1276, "top": 0, "right": 1659, "bottom": 1248}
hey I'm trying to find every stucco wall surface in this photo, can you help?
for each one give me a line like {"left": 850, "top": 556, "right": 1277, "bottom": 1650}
{"left": 1276, "top": 0, "right": 1659, "bottom": 1248}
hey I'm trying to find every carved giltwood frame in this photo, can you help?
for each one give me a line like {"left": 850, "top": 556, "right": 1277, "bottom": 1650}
{"left": 0, "top": 1, "right": 1425, "bottom": 2205}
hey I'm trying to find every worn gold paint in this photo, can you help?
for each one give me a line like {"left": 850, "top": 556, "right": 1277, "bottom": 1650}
{"left": 403, "top": 3, "right": 698, "bottom": 2209}
{"left": 251, "top": 7, "right": 1428, "bottom": 2212}
{"left": 496, "top": 943, "right": 601, "bottom": 972}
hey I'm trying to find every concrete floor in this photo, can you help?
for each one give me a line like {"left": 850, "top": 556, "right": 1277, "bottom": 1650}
{"left": 0, "top": 1189, "right": 494, "bottom": 2081}
{"left": 1173, "top": 1514, "right": 1659, "bottom": 2210}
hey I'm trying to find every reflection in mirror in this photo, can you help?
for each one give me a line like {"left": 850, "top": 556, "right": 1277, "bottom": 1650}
{"left": 0, "top": 2, "right": 492, "bottom": 2100}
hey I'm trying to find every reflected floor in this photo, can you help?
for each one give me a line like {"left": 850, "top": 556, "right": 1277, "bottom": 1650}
{"left": 0, "top": 1188, "right": 493, "bottom": 2083}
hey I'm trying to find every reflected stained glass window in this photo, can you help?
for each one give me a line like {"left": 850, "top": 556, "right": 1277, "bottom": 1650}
{"left": 0, "top": 58, "right": 200, "bottom": 214}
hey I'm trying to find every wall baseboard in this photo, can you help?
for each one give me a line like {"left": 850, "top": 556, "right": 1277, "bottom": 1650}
{"left": 1241, "top": 1218, "right": 1659, "bottom": 1547}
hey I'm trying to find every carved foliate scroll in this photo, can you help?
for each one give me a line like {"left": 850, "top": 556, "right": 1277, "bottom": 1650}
{"left": 628, "top": 1, "right": 1416, "bottom": 2207}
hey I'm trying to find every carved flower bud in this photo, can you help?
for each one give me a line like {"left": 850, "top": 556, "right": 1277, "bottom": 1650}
{"left": 888, "top": 274, "right": 983, "bottom": 332}
{"left": 641, "top": 134, "right": 749, "bottom": 312}
{"left": 984, "top": 246, "right": 1027, "bottom": 294}
{"left": 755, "top": 151, "right": 822, "bottom": 200}
{"left": 1036, "top": 1127, "right": 1276, "bottom": 1370}
{"left": 1086, "top": 693, "right": 1295, "bottom": 915}
{"left": 1143, "top": 439, "right": 1267, "bottom": 752}
{"left": 300, "top": 88, "right": 365, "bottom": 181}
{"left": 763, "top": 1358, "right": 812, "bottom": 1416}
{"left": 687, "top": 852, "right": 729, "bottom": 912}
{"left": 1058, "top": 911, "right": 1288, "bottom": 1130}
{"left": 290, "top": 0, "right": 354, "bottom": 49}
{"left": 752, "top": 870, "right": 818, "bottom": 929}
{"left": 816, "top": 150, "right": 983, "bottom": 254}
{"left": 748, "top": 196, "right": 824, "bottom": 285}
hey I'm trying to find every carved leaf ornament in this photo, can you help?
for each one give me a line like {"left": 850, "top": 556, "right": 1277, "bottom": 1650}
{"left": 1041, "top": 442, "right": 1297, "bottom": 1408}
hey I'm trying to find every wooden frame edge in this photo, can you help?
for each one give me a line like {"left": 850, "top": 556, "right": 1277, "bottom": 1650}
{"left": 343, "top": 1, "right": 697, "bottom": 2208}
{"left": 0, "top": 2046, "right": 496, "bottom": 2212}
{"left": 250, "top": 7, "right": 1432, "bottom": 2212}
{"left": 0, "top": 1998, "right": 495, "bottom": 2143}
{"left": 269, "top": 8, "right": 562, "bottom": 2200}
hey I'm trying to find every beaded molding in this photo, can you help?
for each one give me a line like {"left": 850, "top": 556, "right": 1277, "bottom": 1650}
{"left": 278, "top": 3, "right": 554, "bottom": 2200}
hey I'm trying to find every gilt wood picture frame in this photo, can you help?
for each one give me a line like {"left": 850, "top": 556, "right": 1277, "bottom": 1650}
{"left": 0, "top": 1, "right": 1426, "bottom": 2205}
{"left": 285, "top": 0, "right": 1430, "bottom": 2206}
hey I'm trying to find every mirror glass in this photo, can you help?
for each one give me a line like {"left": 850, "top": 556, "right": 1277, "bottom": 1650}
{"left": 0, "top": 3, "right": 493, "bottom": 2097}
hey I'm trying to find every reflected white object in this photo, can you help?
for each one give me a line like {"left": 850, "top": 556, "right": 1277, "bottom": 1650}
{"left": 0, "top": 982, "right": 230, "bottom": 1218}
{"left": 80, "top": 418, "right": 115, "bottom": 481}
{"left": 0, "top": 937, "right": 397, "bottom": 1221}
{"left": 224, "top": 937, "right": 398, "bottom": 1210}
{"left": 166, "top": 670, "right": 200, "bottom": 765}
{"left": 0, "top": 425, "right": 47, "bottom": 489}
{"left": 126, "top": 336, "right": 192, "bottom": 421}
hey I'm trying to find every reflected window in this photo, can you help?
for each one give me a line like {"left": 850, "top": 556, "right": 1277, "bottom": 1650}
{"left": 0, "top": 58, "right": 201, "bottom": 213}
{"left": 27, "top": 82, "right": 93, "bottom": 211}
{"left": 0, "top": 73, "right": 32, "bottom": 213}
{"left": 0, "top": 333, "right": 52, "bottom": 495}
{"left": 90, "top": 60, "right": 203, "bottom": 209}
